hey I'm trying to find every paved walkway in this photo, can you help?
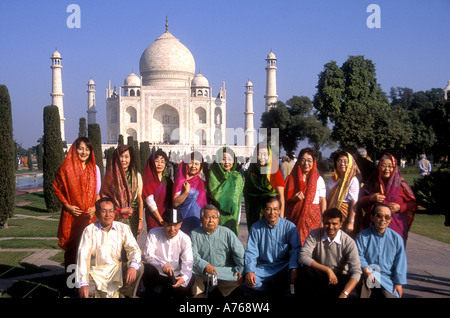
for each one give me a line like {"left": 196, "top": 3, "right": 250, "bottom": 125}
{"left": 1, "top": 196, "right": 450, "bottom": 298}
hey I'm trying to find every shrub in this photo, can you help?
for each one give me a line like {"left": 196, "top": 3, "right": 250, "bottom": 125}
{"left": 414, "top": 166, "right": 450, "bottom": 226}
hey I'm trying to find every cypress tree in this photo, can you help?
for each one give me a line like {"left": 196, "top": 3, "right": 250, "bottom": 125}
{"left": 27, "top": 148, "right": 33, "bottom": 171}
{"left": 133, "top": 140, "right": 141, "bottom": 174}
{"left": 37, "top": 143, "right": 44, "bottom": 170}
{"left": 118, "top": 134, "right": 124, "bottom": 145}
{"left": 88, "top": 123, "right": 104, "bottom": 181}
{"left": 78, "top": 117, "right": 87, "bottom": 137}
{"left": 140, "top": 141, "right": 150, "bottom": 171}
{"left": 43, "top": 105, "right": 65, "bottom": 213}
{"left": 0, "top": 85, "right": 16, "bottom": 228}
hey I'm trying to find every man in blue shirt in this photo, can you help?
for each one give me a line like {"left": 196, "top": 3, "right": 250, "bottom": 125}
{"left": 244, "top": 196, "right": 300, "bottom": 298}
{"left": 356, "top": 204, "right": 407, "bottom": 298}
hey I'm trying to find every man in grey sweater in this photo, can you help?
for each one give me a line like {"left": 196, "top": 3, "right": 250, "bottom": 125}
{"left": 297, "top": 208, "right": 361, "bottom": 299}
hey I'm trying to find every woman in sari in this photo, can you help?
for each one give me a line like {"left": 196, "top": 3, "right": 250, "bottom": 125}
{"left": 284, "top": 147, "right": 326, "bottom": 245}
{"left": 326, "top": 150, "right": 361, "bottom": 236}
{"left": 54, "top": 137, "right": 100, "bottom": 273}
{"left": 142, "top": 149, "right": 173, "bottom": 232}
{"left": 357, "top": 153, "right": 416, "bottom": 245}
{"left": 100, "top": 145, "right": 143, "bottom": 238}
{"left": 206, "top": 146, "right": 244, "bottom": 235}
{"left": 173, "top": 151, "right": 207, "bottom": 235}
{"left": 243, "top": 142, "right": 285, "bottom": 231}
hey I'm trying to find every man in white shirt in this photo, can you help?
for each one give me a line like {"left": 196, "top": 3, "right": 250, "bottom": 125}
{"left": 76, "top": 197, "right": 143, "bottom": 298}
{"left": 142, "top": 209, "right": 194, "bottom": 298}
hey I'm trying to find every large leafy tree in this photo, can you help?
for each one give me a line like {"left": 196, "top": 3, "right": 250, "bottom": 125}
{"left": 313, "top": 55, "right": 412, "bottom": 156}
{"left": 261, "top": 96, "right": 332, "bottom": 156}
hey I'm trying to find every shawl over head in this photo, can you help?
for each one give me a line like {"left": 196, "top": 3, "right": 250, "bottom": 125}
{"left": 173, "top": 151, "right": 207, "bottom": 204}
{"left": 327, "top": 151, "right": 361, "bottom": 211}
{"left": 243, "top": 143, "right": 281, "bottom": 230}
{"left": 207, "top": 147, "right": 244, "bottom": 233}
{"left": 100, "top": 145, "right": 137, "bottom": 218}
{"left": 142, "top": 149, "right": 172, "bottom": 229}
{"left": 284, "top": 148, "right": 320, "bottom": 245}
{"left": 361, "top": 152, "right": 416, "bottom": 238}
{"left": 54, "top": 137, "right": 98, "bottom": 251}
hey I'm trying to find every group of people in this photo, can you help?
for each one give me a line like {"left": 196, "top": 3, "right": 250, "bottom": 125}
{"left": 53, "top": 137, "right": 417, "bottom": 299}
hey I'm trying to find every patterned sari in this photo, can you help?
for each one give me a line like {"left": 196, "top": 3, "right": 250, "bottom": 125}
{"left": 54, "top": 139, "right": 97, "bottom": 269}
{"left": 142, "top": 151, "right": 173, "bottom": 231}
{"left": 173, "top": 152, "right": 207, "bottom": 234}
{"left": 327, "top": 152, "right": 361, "bottom": 223}
{"left": 284, "top": 154, "right": 321, "bottom": 245}
{"left": 359, "top": 153, "right": 417, "bottom": 244}
{"left": 100, "top": 145, "right": 140, "bottom": 237}
{"left": 207, "top": 147, "right": 244, "bottom": 235}
{"left": 243, "top": 143, "right": 283, "bottom": 231}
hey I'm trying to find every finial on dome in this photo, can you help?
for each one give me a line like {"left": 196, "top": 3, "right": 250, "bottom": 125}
{"left": 165, "top": 16, "right": 169, "bottom": 31}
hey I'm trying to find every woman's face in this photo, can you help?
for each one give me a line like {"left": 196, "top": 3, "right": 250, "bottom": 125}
{"left": 257, "top": 148, "right": 269, "bottom": 166}
{"left": 76, "top": 141, "right": 91, "bottom": 164}
{"left": 336, "top": 155, "right": 349, "bottom": 176}
{"left": 222, "top": 152, "right": 233, "bottom": 172}
{"left": 380, "top": 158, "right": 394, "bottom": 180}
{"left": 154, "top": 155, "right": 166, "bottom": 174}
{"left": 299, "top": 153, "right": 314, "bottom": 175}
{"left": 120, "top": 150, "right": 131, "bottom": 171}
{"left": 187, "top": 160, "right": 201, "bottom": 176}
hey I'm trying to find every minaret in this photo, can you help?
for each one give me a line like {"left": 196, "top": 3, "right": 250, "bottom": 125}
{"left": 245, "top": 80, "right": 255, "bottom": 147}
{"left": 87, "top": 78, "right": 97, "bottom": 124}
{"left": 264, "top": 50, "right": 278, "bottom": 112}
{"left": 50, "top": 49, "right": 66, "bottom": 141}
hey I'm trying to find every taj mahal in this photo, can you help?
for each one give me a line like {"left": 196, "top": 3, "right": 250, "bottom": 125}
{"left": 49, "top": 19, "right": 280, "bottom": 159}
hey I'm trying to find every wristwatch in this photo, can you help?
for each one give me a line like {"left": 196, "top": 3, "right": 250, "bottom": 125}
{"left": 342, "top": 290, "right": 349, "bottom": 296}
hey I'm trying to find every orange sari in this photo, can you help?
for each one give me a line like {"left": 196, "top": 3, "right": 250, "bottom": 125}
{"left": 284, "top": 159, "right": 320, "bottom": 245}
{"left": 54, "top": 142, "right": 97, "bottom": 268}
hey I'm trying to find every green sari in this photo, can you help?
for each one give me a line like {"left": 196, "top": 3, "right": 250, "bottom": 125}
{"left": 207, "top": 147, "right": 244, "bottom": 235}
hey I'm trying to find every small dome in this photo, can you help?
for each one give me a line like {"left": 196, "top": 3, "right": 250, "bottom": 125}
{"left": 246, "top": 80, "right": 253, "bottom": 87}
{"left": 124, "top": 72, "right": 141, "bottom": 87}
{"left": 51, "top": 49, "right": 61, "bottom": 58}
{"left": 266, "top": 51, "right": 276, "bottom": 60}
{"left": 88, "top": 78, "right": 95, "bottom": 85}
{"left": 192, "top": 73, "right": 209, "bottom": 87}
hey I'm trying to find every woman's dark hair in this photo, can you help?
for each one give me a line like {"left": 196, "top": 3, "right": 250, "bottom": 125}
{"left": 333, "top": 150, "right": 349, "bottom": 168}
{"left": 298, "top": 147, "right": 316, "bottom": 160}
{"left": 75, "top": 137, "right": 94, "bottom": 163}
{"left": 154, "top": 148, "right": 169, "bottom": 164}
{"left": 118, "top": 145, "right": 137, "bottom": 172}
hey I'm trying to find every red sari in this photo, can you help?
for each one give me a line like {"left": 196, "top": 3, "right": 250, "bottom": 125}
{"left": 54, "top": 141, "right": 97, "bottom": 269}
{"left": 284, "top": 158, "right": 321, "bottom": 245}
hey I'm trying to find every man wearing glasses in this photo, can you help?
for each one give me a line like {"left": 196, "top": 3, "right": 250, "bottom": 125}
{"left": 190, "top": 204, "right": 245, "bottom": 298}
{"left": 356, "top": 204, "right": 407, "bottom": 298}
{"left": 76, "top": 197, "right": 143, "bottom": 298}
{"left": 244, "top": 196, "right": 300, "bottom": 298}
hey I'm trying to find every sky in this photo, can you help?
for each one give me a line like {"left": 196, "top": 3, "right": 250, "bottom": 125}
{"left": 1, "top": 0, "right": 449, "bottom": 154}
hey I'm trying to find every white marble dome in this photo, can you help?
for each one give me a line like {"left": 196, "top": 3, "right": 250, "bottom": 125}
{"left": 191, "top": 73, "right": 209, "bottom": 87}
{"left": 139, "top": 30, "right": 195, "bottom": 86}
{"left": 124, "top": 72, "right": 141, "bottom": 86}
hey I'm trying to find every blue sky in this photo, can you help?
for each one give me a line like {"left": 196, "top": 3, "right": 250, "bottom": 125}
{"left": 1, "top": 0, "right": 449, "bottom": 152}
